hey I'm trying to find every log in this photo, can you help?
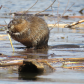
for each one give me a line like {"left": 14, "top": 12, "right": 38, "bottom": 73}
{"left": 18, "top": 59, "right": 44, "bottom": 73}
{"left": 0, "top": 60, "right": 23, "bottom": 66}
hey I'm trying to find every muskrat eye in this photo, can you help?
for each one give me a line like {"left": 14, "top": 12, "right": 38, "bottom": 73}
{"left": 12, "top": 20, "right": 17, "bottom": 25}
{"left": 8, "top": 24, "right": 11, "bottom": 29}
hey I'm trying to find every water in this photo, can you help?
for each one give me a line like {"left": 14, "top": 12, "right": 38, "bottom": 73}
{"left": 0, "top": 0, "right": 84, "bottom": 84}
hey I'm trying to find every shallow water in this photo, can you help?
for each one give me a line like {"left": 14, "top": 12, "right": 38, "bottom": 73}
{"left": 0, "top": 0, "right": 84, "bottom": 84}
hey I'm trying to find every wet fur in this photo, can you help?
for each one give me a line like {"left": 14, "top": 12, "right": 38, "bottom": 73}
{"left": 8, "top": 16, "right": 49, "bottom": 49}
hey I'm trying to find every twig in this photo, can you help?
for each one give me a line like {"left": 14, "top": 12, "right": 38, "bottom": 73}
{"left": 50, "top": 0, "right": 70, "bottom": 30}
{"left": 50, "top": 0, "right": 75, "bottom": 30}
{"left": 17, "top": 0, "right": 38, "bottom": 14}
{"left": 64, "top": 19, "right": 84, "bottom": 28}
{"left": 8, "top": 34, "right": 15, "bottom": 52}
{"left": 40, "top": 60, "right": 56, "bottom": 70}
{"left": 22, "top": 0, "right": 38, "bottom": 14}
{"left": 0, "top": 5, "right": 2, "bottom": 9}
{"left": 56, "top": 0, "right": 60, "bottom": 28}
{"left": 12, "top": 0, "right": 38, "bottom": 14}
{"left": 35, "top": 0, "right": 56, "bottom": 15}
{"left": 25, "top": 0, "right": 38, "bottom": 13}
{"left": 61, "top": 0, "right": 70, "bottom": 16}
{"left": 3, "top": 5, "right": 15, "bottom": 51}
{"left": 2, "top": 5, "right": 11, "bottom": 13}
{"left": 4, "top": 20, "right": 15, "bottom": 52}
{"left": 67, "top": 3, "right": 75, "bottom": 11}
{"left": 79, "top": 8, "right": 84, "bottom": 14}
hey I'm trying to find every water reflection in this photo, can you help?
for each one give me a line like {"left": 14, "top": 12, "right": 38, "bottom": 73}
{"left": 18, "top": 73, "right": 39, "bottom": 80}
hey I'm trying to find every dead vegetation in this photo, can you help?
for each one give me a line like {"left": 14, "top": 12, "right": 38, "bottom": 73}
{"left": 0, "top": 57, "right": 84, "bottom": 73}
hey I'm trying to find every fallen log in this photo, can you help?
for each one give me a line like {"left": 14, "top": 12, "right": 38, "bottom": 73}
{"left": 18, "top": 59, "right": 45, "bottom": 73}
{"left": 0, "top": 60, "right": 23, "bottom": 66}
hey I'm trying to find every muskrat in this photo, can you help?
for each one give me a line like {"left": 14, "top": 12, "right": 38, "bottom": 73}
{"left": 7, "top": 16, "right": 49, "bottom": 49}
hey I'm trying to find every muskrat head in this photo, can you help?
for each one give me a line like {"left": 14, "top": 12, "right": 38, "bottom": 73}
{"left": 7, "top": 18, "right": 28, "bottom": 35}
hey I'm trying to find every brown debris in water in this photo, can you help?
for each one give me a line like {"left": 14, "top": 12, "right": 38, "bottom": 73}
{"left": 0, "top": 57, "right": 84, "bottom": 73}
{"left": 18, "top": 59, "right": 44, "bottom": 73}
{"left": 0, "top": 5, "right": 2, "bottom": 9}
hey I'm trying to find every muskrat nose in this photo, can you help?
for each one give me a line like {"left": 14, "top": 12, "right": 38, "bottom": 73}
{"left": 6, "top": 30, "right": 10, "bottom": 33}
{"left": 6, "top": 29, "right": 12, "bottom": 34}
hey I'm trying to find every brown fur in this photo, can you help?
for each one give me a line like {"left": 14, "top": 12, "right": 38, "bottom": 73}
{"left": 7, "top": 16, "right": 49, "bottom": 49}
